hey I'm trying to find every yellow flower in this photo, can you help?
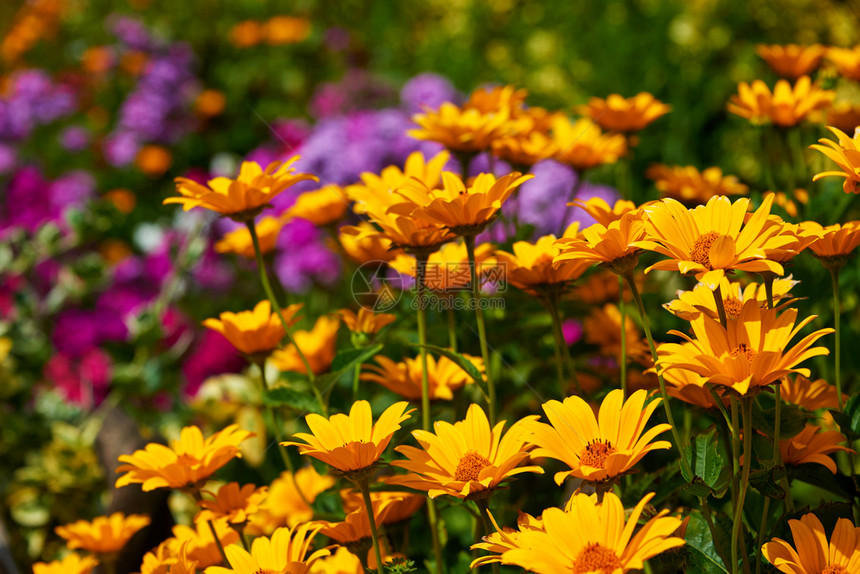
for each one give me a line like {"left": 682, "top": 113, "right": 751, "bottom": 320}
{"left": 366, "top": 211, "right": 454, "bottom": 256}
{"left": 657, "top": 299, "right": 833, "bottom": 396}
{"left": 270, "top": 315, "right": 340, "bottom": 375}
{"left": 825, "top": 101, "right": 860, "bottom": 134}
{"left": 764, "top": 221, "right": 820, "bottom": 264}
{"left": 408, "top": 102, "right": 515, "bottom": 154}
{"left": 827, "top": 45, "right": 860, "bottom": 81}
{"left": 757, "top": 44, "right": 826, "bottom": 78}
{"left": 727, "top": 77, "right": 834, "bottom": 127}
{"left": 389, "top": 403, "right": 541, "bottom": 500}
{"left": 264, "top": 15, "right": 311, "bottom": 45}
{"left": 246, "top": 467, "right": 335, "bottom": 535}
{"left": 804, "top": 220, "right": 860, "bottom": 265}
{"left": 338, "top": 222, "right": 402, "bottom": 264}
{"left": 136, "top": 540, "right": 176, "bottom": 574}
{"left": 810, "top": 127, "right": 860, "bottom": 194}
{"left": 572, "top": 197, "right": 639, "bottom": 226}
{"left": 526, "top": 389, "right": 672, "bottom": 484}
{"left": 230, "top": 20, "right": 263, "bottom": 48}
{"left": 639, "top": 193, "right": 787, "bottom": 288}
{"left": 115, "top": 424, "right": 255, "bottom": 492}
{"left": 199, "top": 482, "right": 268, "bottom": 525}
{"left": 662, "top": 362, "right": 729, "bottom": 410}
{"left": 287, "top": 185, "right": 349, "bottom": 226}
{"left": 471, "top": 491, "right": 684, "bottom": 573}
{"left": 553, "top": 210, "right": 647, "bottom": 276}
{"left": 663, "top": 276, "right": 798, "bottom": 322}
{"left": 282, "top": 400, "right": 413, "bottom": 474}
{"left": 496, "top": 231, "right": 590, "bottom": 296}
{"left": 214, "top": 215, "right": 285, "bottom": 259}
{"left": 56, "top": 512, "right": 150, "bottom": 554}
{"left": 310, "top": 546, "right": 362, "bottom": 574}
{"left": 578, "top": 92, "right": 671, "bottom": 133}
{"left": 165, "top": 158, "right": 318, "bottom": 221}
{"left": 491, "top": 122, "right": 558, "bottom": 168}
{"left": 763, "top": 512, "right": 860, "bottom": 573}
{"left": 574, "top": 269, "right": 635, "bottom": 305}
{"left": 551, "top": 115, "right": 628, "bottom": 171}
{"left": 202, "top": 300, "right": 302, "bottom": 358}
{"left": 388, "top": 171, "right": 533, "bottom": 236}
{"left": 340, "top": 486, "right": 425, "bottom": 526}
{"left": 169, "top": 516, "right": 239, "bottom": 569}
{"left": 646, "top": 164, "right": 748, "bottom": 205}
{"left": 361, "top": 353, "right": 481, "bottom": 401}
{"left": 317, "top": 498, "right": 397, "bottom": 546}
{"left": 782, "top": 375, "right": 843, "bottom": 411}
{"left": 206, "top": 524, "right": 330, "bottom": 574}
{"left": 33, "top": 554, "right": 99, "bottom": 574}
{"left": 781, "top": 425, "right": 853, "bottom": 474}
{"left": 464, "top": 84, "right": 528, "bottom": 115}
{"left": 337, "top": 308, "right": 396, "bottom": 335}
{"left": 389, "top": 240, "right": 497, "bottom": 292}
{"left": 583, "top": 303, "right": 651, "bottom": 363}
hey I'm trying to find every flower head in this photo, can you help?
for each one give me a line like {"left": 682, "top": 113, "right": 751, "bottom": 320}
{"left": 33, "top": 554, "right": 99, "bottom": 574}
{"left": 827, "top": 45, "right": 860, "bottom": 81}
{"left": 214, "top": 215, "right": 286, "bottom": 258}
{"left": 169, "top": 517, "right": 240, "bottom": 568}
{"left": 663, "top": 276, "right": 798, "bottom": 322}
{"left": 727, "top": 77, "right": 834, "bottom": 127}
{"left": 271, "top": 315, "right": 340, "bottom": 375}
{"left": 781, "top": 425, "right": 853, "bottom": 474}
{"left": 646, "top": 164, "right": 748, "bottom": 205}
{"left": 348, "top": 151, "right": 450, "bottom": 217}
{"left": 361, "top": 353, "right": 481, "bottom": 401}
{"left": 553, "top": 210, "right": 647, "bottom": 276}
{"left": 804, "top": 220, "right": 860, "bottom": 267}
{"left": 583, "top": 303, "right": 651, "bottom": 363}
{"left": 202, "top": 301, "right": 302, "bottom": 359}
{"left": 116, "top": 424, "right": 254, "bottom": 491}
{"left": 763, "top": 512, "right": 860, "bottom": 573}
{"left": 309, "top": 546, "right": 362, "bottom": 574}
{"left": 408, "top": 102, "right": 514, "bottom": 154}
{"left": 573, "top": 197, "right": 639, "bottom": 226}
{"left": 496, "top": 232, "right": 589, "bottom": 296}
{"left": 578, "top": 92, "right": 671, "bottom": 133}
{"left": 56, "top": 512, "right": 150, "bottom": 554}
{"left": 206, "top": 524, "right": 330, "bottom": 574}
{"left": 247, "top": 467, "right": 335, "bottom": 535}
{"left": 287, "top": 185, "right": 349, "bottom": 226}
{"left": 551, "top": 116, "right": 627, "bottom": 171}
{"left": 390, "top": 240, "right": 497, "bottom": 292}
{"left": 165, "top": 158, "right": 317, "bottom": 220}
{"left": 199, "top": 482, "right": 268, "bottom": 525}
{"left": 338, "top": 222, "right": 401, "bottom": 264}
{"left": 337, "top": 308, "right": 396, "bottom": 336}
{"left": 757, "top": 44, "right": 826, "bottom": 78}
{"left": 811, "top": 127, "right": 860, "bottom": 194}
{"left": 389, "top": 403, "right": 541, "bottom": 500}
{"left": 782, "top": 375, "right": 843, "bottom": 411}
{"left": 525, "top": 389, "right": 671, "bottom": 484}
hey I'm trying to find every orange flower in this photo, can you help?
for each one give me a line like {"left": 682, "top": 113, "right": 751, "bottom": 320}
{"left": 579, "top": 92, "right": 671, "bottom": 133}
{"left": 56, "top": 512, "right": 150, "bottom": 554}
{"left": 136, "top": 145, "right": 172, "bottom": 177}
{"left": 496, "top": 232, "right": 589, "bottom": 296}
{"left": 264, "top": 16, "right": 311, "bottom": 45}
{"left": 270, "top": 315, "right": 340, "bottom": 375}
{"left": 551, "top": 116, "right": 628, "bottom": 171}
{"left": 202, "top": 300, "right": 302, "bottom": 358}
{"left": 763, "top": 512, "right": 860, "bottom": 573}
{"left": 646, "top": 164, "right": 748, "bottom": 205}
{"left": 340, "top": 487, "right": 425, "bottom": 526}
{"left": 247, "top": 467, "right": 335, "bottom": 535}
{"left": 464, "top": 84, "right": 528, "bottom": 115}
{"left": 810, "top": 126, "right": 860, "bottom": 194}
{"left": 282, "top": 400, "right": 413, "bottom": 474}
{"left": 553, "top": 210, "right": 647, "bottom": 276}
{"left": 389, "top": 403, "right": 541, "bottom": 500}
{"left": 362, "top": 352, "right": 480, "bottom": 400}
{"left": 362, "top": 211, "right": 454, "bottom": 256}
{"left": 827, "top": 45, "right": 860, "bottom": 81}
{"left": 104, "top": 189, "right": 137, "bottom": 214}
{"left": 309, "top": 546, "right": 363, "bottom": 574}
{"left": 199, "top": 482, "right": 268, "bottom": 525}
{"left": 583, "top": 303, "right": 650, "bottom": 363}
{"left": 390, "top": 240, "right": 496, "bottom": 292}
{"left": 781, "top": 425, "right": 852, "bottom": 474}
{"left": 657, "top": 299, "right": 833, "bottom": 396}
{"left": 337, "top": 308, "right": 396, "bottom": 336}
{"left": 115, "top": 424, "right": 254, "bottom": 492}
{"left": 663, "top": 276, "right": 798, "bottom": 322}
{"left": 338, "top": 222, "right": 401, "bottom": 264}
{"left": 205, "top": 523, "right": 329, "bottom": 574}
{"left": 195, "top": 89, "right": 226, "bottom": 117}
{"left": 348, "top": 151, "right": 450, "bottom": 217}
{"left": 214, "top": 215, "right": 286, "bottom": 259}
{"left": 803, "top": 220, "right": 860, "bottom": 265}
{"left": 782, "top": 375, "right": 843, "bottom": 411}
{"left": 408, "top": 101, "right": 515, "bottom": 154}
{"left": 764, "top": 221, "right": 820, "bottom": 264}
{"left": 287, "top": 186, "right": 349, "bottom": 226}
{"left": 230, "top": 20, "right": 263, "bottom": 48}
{"left": 33, "top": 554, "right": 99, "bottom": 574}
{"left": 572, "top": 196, "right": 639, "bottom": 226}
{"left": 825, "top": 101, "right": 860, "bottom": 133}
{"left": 168, "top": 516, "right": 239, "bottom": 569}
{"left": 492, "top": 125, "right": 557, "bottom": 168}
{"left": 165, "top": 158, "right": 318, "bottom": 221}
{"left": 316, "top": 498, "right": 397, "bottom": 546}
{"left": 526, "top": 389, "right": 671, "bottom": 484}
{"left": 727, "top": 77, "right": 834, "bottom": 127}
{"left": 757, "top": 44, "right": 826, "bottom": 78}
{"left": 662, "top": 362, "right": 728, "bottom": 410}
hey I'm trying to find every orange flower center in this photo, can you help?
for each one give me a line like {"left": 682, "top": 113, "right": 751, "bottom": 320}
{"left": 579, "top": 440, "right": 616, "bottom": 469}
{"left": 730, "top": 343, "right": 757, "bottom": 364}
{"left": 454, "top": 450, "right": 492, "bottom": 482}
{"left": 572, "top": 542, "right": 623, "bottom": 574}
{"left": 690, "top": 231, "right": 721, "bottom": 269}
{"left": 723, "top": 296, "right": 743, "bottom": 319}
{"left": 822, "top": 566, "right": 848, "bottom": 574}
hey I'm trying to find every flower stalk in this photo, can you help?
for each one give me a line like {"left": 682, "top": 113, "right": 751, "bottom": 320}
{"left": 466, "top": 234, "right": 497, "bottom": 425}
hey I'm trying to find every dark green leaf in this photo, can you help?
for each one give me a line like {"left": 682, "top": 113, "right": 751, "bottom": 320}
{"left": 786, "top": 463, "right": 857, "bottom": 500}
{"left": 753, "top": 402, "right": 808, "bottom": 439}
{"left": 682, "top": 430, "right": 730, "bottom": 498}
{"left": 413, "top": 344, "right": 484, "bottom": 385}
{"left": 263, "top": 387, "right": 321, "bottom": 414}
{"left": 830, "top": 393, "right": 860, "bottom": 441}
{"left": 684, "top": 511, "right": 729, "bottom": 574}
{"left": 316, "top": 344, "right": 384, "bottom": 389}
{"left": 749, "top": 466, "right": 786, "bottom": 499}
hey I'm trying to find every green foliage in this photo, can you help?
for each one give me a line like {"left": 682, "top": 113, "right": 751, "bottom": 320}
{"left": 681, "top": 429, "right": 730, "bottom": 499}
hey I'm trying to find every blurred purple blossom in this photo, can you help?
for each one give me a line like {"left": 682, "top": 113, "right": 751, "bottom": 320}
{"left": 104, "top": 131, "right": 140, "bottom": 167}
{"left": 0, "top": 70, "right": 76, "bottom": 142}
{"left": 274, "top": 219, "right": 341, "bottom": 293}
{"left": 108, "top": 15, "right": 153, "bottom": 51}
{"left": 400, "top": 73, "right": 459, "bottom": 113}
{"left": 59, "top": 126, "right": 91, "bottom": 151}
{"left": 182, "top": 330, "right": 246, "bottom": 399}
{"left": 1, "top": 166, "right": 94, "bottom": 234}
{"left": 0, "top": 144, "right": 16, "bottom": 174}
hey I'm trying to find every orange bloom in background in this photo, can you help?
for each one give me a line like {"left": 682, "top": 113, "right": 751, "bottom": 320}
{"left": 526, "top": 389, "right": 671, "bottom": 484}
{"left": 657, "top": 299, "right": 833, "bottom": 396}
{"left": 271, "top": 315, "right": 340, "bottom": 375}
{"left": 206, "top": 524, "right": 329, "bottom": 574}
{"left": 390, "top": 403, "right": 541, "bottom": 500}
{"left": 827, "top": 45, "right": 860, "bottom": 81}
{"left": 803, "top": 220, "right": 860, "bottom": 263}
{"left": 361, "top": 353, "right": 481, "bottom": 401}
{"left": 763, "top": 512, "right": 860, "bottom": 573}
{"left": 103, "top": 189, "right": 137, "bottom": 214}
{"left": 337, "top": 308, "right": 396, "bottom": 335}
{"left": 169, "top": 516, "right": 239, "bottom": 568}
{"left": 202, "top": 300, "right": 302, "bottom": 358}
{"left": 810, "top": 126, "right": 860, "bottom": 194}
{"left": 646, "top": 164, "right": 748, "bottom": 205}
{"left": 310, "top": 546, "right": 363, "bottom": 574}
{"left": 81, "top": 46, "right": 113, "bottom": 75}
{"left": 757, "top": 44, "right": 826, "bottom": 78}
{"left": 390, "top": 240, "right": 497, "bottom": 292}
{"left": 195, "top": 89, "right": 227, "bottom": 117}
{"left": 781, "top": 425, "right": 853, "bottom": 474}
{"left": 553, "top": 209, "right": 647, "bottom": 276}
{"left": 136, "top": 540, "right": 175, "bottom": 574}
{"left": 199, "top": 482, "right": 268, "bottom": 525}
{"left": 287, "top": 185, "right": 349, "bottom": 226}
{"left": 264, "top": 15, "right": 311, "bottom": 45}
{"left": 119, "top": 51, "right": 148, "bottom": 76}
{"left": 583, "top": 303, "right": 651, "bottom": 362}
{"left": 491, "top": 124, "right": 557, "bottom": 168}
{"left": 136, "top": 145, "right": 172, "bottom": 177}
{"left": 33, "top": 554, "right": 99, "bottom": 574}
{"left": 56, "top": 512, "right": 150, "bottom": 554}
{"left": 572, "top": 197, "right": 638, "bottom": 226}
{"left": 464, "top": 84, "right": 528, "bottom": 115}
{"left": 764, "top": 221, "right": 819, "bottom": 263}
{"left": 496, "top": 231, "right": 589, "bottom": 295}
{"left": 408, "top": 101, "right": 515, "bottom": 154}
{"left": 663, "top": 276, "right": 798, "bottom": 322}
{"left": 782, "top": 375, "right": 843, "bottom": 411}
{"left": 574, "top": 269, "right": 637, "bottom": 305}
{"left": 317, "top": 498, "right": 397, "bottom": 546}
{"left": 116, "top": 424, "right": 254, "bottom": 491}
{"left": 579, "top": 92, "right": 671, "bottom": 133}
{"left": 727, "top": 76, "right": 835, "bottom": 127}
{"left": 340, "top": 487, "right": 425, "bottom": 526}
{"left": 282, "top": 400, "right": 413, "bottom": 474}
{"left": 214, "top": 215, "right": 286, "bottom": 259}
{"left": 825, "top": 101, "right": 860, "bottom": 133}
{"left": 230, "top": 20, "right": 263, "bottom": 48}
{"left": 247, "top": 467, "right": 335, "bottom": 535}
{"left": 639, "top": 193, "right": 787, "bottom": 288}
{"left": 338, "top": 222, "right": 400, "bottom": 264}
{"left": 472, "top": 491, "right": 684, "bottom": 572}
{"left": 166, "top": 158, "right": 318, "bottom": 220}
{"left": 551, "top": 115, "right": 628, "bottom": 170}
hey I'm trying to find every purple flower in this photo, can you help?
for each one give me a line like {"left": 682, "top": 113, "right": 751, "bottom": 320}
{"left": 562, "top": 319, "right": 583, "bottom": 346}
{"left": 103, "top": 131, "right": 140, "bottom": 167}
{"left": 108, "top": 15, "right": 152, "bottom": 51}
{"left": 401, "top": 73, "right": 459, "bottom": 113}
{"left": 2, "top": 165, "right": 50, "bottom": 233}
{"left": 0, "top": 70, "right": 76, "bottom": 141}
{"left": 0, "top": 144, "right": 16, "bottom": 174}
{"left": 274, "top": 219, "right": 341, "bottom": 292}
{"left": 182, "top": 330, "right": 246, "bottom": 399}
{"left": 49, "top": 170, "right": 95, "bottom": 212}
{"left": 59, "top": 126, "right": 90, "bottom": 151}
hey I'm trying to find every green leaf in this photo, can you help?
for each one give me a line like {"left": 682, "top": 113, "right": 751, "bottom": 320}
{"left": 830, "top": 393, "right": 860, "bottom": 441}
{"left": 413, "top": 344, "right": 484, "bottom": 385}
{"left": 682, "top": 430, "right": 730, "bottom": 498}
{"left": 752, "top": 402, "right": 808, "bottom": 439}
{"left": 786, "top": 463, "right": 857, "bottom": 500}
{"left": 749, "top": 466, "right": 786, "bottom": 499}
{"left": 316, "top": 344, "right": 384, "bottom": 389}
{"left": 263, "top": 387, "right": 321, "bottom": 414}
{"left": 684, "top": 511, "right": 729, "bottom": 574}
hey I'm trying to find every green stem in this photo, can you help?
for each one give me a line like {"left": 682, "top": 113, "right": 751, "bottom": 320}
{"left": 730, "top": 398, "right": 753, "bottom": 574}
{"left": 829, "top": 266, "right": 844, "bottom": 411}
{"left": 207, "top": 518, "right": 231, "bottom": 568}
{"left": 619, "top": 276, "right": 627, "bottom": 399}
{"left": 545, "top": 292, "right": 582, "bottom": 395}
{"left": 447, "top": 307, "right": 458, "bottom": 352}
{"left": 352, "top": 363, "right": 361, "bottom": 402}
{"left": 246, "top": 221, "right": 326, "bottom": 416}
{"left": 474, "top": 499, "right": 500, "bottom": 574}
{"left": 755, "top": 497, "right": 771, "bottom": 574}
{"left": 466, "top": 235, "right": 497, "bottom": 425}
{"left": 358, "top": 479, "right": 384, "bottom": 573}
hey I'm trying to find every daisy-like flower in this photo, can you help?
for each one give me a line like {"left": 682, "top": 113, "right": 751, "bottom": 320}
{"left": 575, "top": 269, "right": 637, "bottom": 305}
{"left": 551, "top": 115, "right": 628, "bottom": 171}
{"left": 781, "top": 425, "right": 853, "bottom": 474}
{"left": 583, "top": 304, "right": 651, "bottom": 363}
{"left": 408, "top": 101, "right": 515, "bottom": 154}
{"left": 270, "top": 315, "right": 340, "bottom": 375}
{"left": 337, "top": 308, "right": 396, "bottom": 337}
{"left": 282, "top": 400, "right": 413, "bottom": 476}
{"left": 663, "top": 276, "right": 798, "bottom": 322}
{"left": 471, "top": 491, "right": 684, "bottom": 573}
{"left": 639, "top": 193, "right": 788, "bottom": 288}
{"left": 757, "top": 44, "right": 827, "bottom": 78}
{"left": 763, "top": 512, "right": 860, "bottom": 573}
{"left": 662, "top": 361, "right": 729, "bottom": 410}
{"left": 56, "top": 512, "right": 150, "bottom": 555}
{"left": 656, "top": 299, "right": 833, "bottom": 396}
{"left": 390, "top": 240, "right": 497, "bottom": 292}
{"left": 496, "top": 231, "right": 591, "bottom": 296}
{"left": 491, "top": 122, "right": 558, "bottom": 168}
{"left": 199, "top": 482, "right": 268, "bottom": 525}
{"left": 214, "top": 215, "right": 286, "bottom": 259}
{"left": 573, "top": 197, "right": 639, "bottom": 226}
{"left": 340, "top": 487, "right": 425, "bottom": 526}
{"left": 810, "top": 127, "right": 860, "bottom": 194}
{"left": 136, "top": 540, "right": 176, "bottom": 574}
{"left": 578, "top": 92, "right": 671, "bottom": 133}
{"left": 465, "top": 84, "right": 528, "bottom": 115}
{"left": 287, "top": 185, "right": 349, "bottom": 226}
{"left": 389, "top": 403, "right": 541, "bottom": 500}
{"left": 526, "top": 389, "right": 671, "bottom": 484}
{"left": 804, "top": 220, "right": 860, "bottom": 266}
{"left": 309, "top": 546, "right": 362, "bottom": 574}
{"left": 317, "top": 498, "right": 397, "bottom": 546}
{"left": 338, "top": 222, "right": 401, "bottom": 264}
{"left": 247, "top": 467, "right": 335, "bottom": 535}
{"left": 764, "top": 221, "right": 820, "bottom": 265}
{"left": 165, "top": 158, "right": 318, "bottom": 221}
{"left": 206, "top": 523, "right": 330, "bottom": 574}
{"left": 646, "top": 164, "right": 748, "bottom": 205}
{"left": 202, "top": 301, "right": 302, "bottom": 359}
{"left": 33, "top": 554, "right": 99, "bottom": 574}
{"left": 825, "top": 101, "right": 860, "bottom": 134}
{"left": 727, "top": 76, "right": 835, "bottom": 127}
{"left": 355, "top": 210, "right": 454, "bottom": 258}
{"left": 827, "top": 45, "right": 860, "bottom": 81}
{"left": 553, "top": 209, "right": 647, "bottom": 276}
{"left": 782, "top": 375, "right": 843, "bottom": 411}
{"left": 116, "top": 424, "right": 255, "bottom": 492}
{"left": 347, "top": 151, "right": 450, "bottom": 217}
{"left": 361, "top": 353, "right": 481, "bottom": 401}
{"left": 169, "top": 516, "right": 239, "bottom": 568}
